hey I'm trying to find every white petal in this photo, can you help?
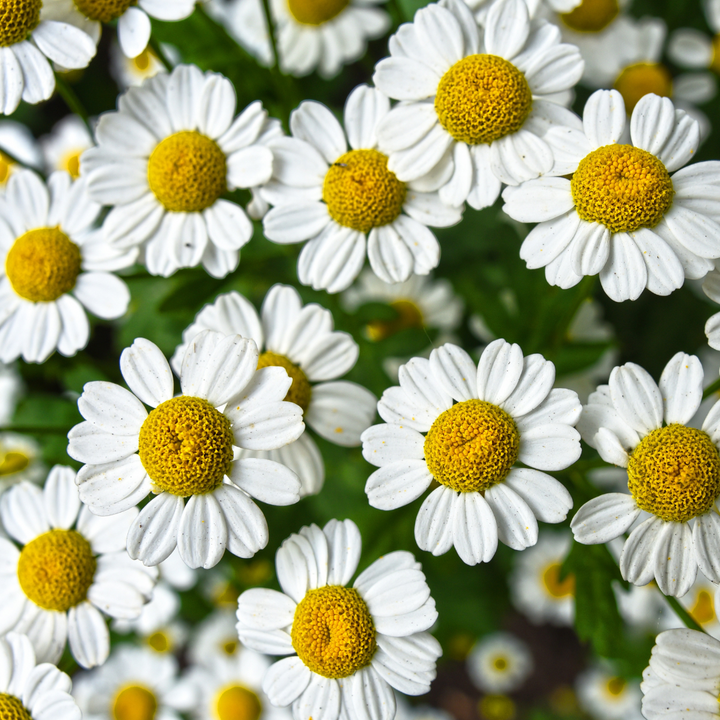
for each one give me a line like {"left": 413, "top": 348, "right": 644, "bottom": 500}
{"left": 323, "top": 518, "right": 362, "bottom": 586}
{"left": 429, "top": 344, "right": 477, "bottom": 402}
{"left": 609, "top": 362, "right": 663, "bottom": 436}
{"left": 630, "top": 94, "right": 677, "bottom": 156}
{"left": 264, "top": 202, "right": 330, "bottom": 244}
{"left": 501, "top": 354, "right": 555, "bottom": 418}
{"left": 290, "top": 101, "right": 347, "bottom": 165}
{"left": 232, "top": 401, "right": 305, "bottom": 451}
{"left": 654, "top": 521, "right": 697, "bottom": 597}
{"left": 305, "top": 381, "right": 377, "bottom": 447}
{"left": 484, "top": 483, "right": 538, "bottom": 550}
{"left": 262, "top": 657, "right": 311, "bottom": 706}
{"left": 570, "top": 493, "right": 640, "bottom": 544}
{"left": 32, "top": 21, "right": 96, "bottom": 70}
{"left": 237, "top": 588, "right": 296, "bottom": 630}
{"left": 43, "top": 466, "right": 80, "bottom": 530}
{"left": 67, "top": 602, "right": 109, "bottom": 669}
{"left": 692, "top": 511, "right": 720, "bottom": 584}
{"left": 365, "top": 461, "right": 433, "bottom": 511}
{"left": 213, "top": 483, "right": 268, "bottom": 558}
{"left": 227, "top": 145, "right": 273, "bottom": 189}
{"left": 78, "top": 381, "right": 147, "bottom": 436}
{"left": 503, "top": 467, "right": 573, "bottom": 524}
{"left": 117, "top": 7, "right": 152, "bottom": 59}
{"left": 517, "top": 423, "right": 581, "bottom": 471}
{"left": 345, "top": 85, "right": 389, "bottom": 151}
{"left": 120, "top": 338, "right": 174, "bottom": 408}
{"left": 126, "top": 493, "right": 184, "bottom": 566}
{"left": 0, "top": 482, "right": 49, "bottom": 544}
{"left": 583, "top": 89, "right": 626, "bottom": 147}
{"left": 484, "top": 0, "right": 530, "bottom": 59}
{"left": 599, "top": 233, "right": 648, "bottom": 302}
{"left": 66, "top": 421, "right": 138, "bottom": 465}
{"left": 619, "top": 516, "right": 663, "bottom": 586}
{"left": 476, "top": 339, "right": 524, "bottom": 406}
{"left": 659, "top": 352, "right": 703, "bottom": 425}
{"left": 452, "top": 491, "right": 498, "bottom": 565}
{"left": 361, "top": 424, "right": 424, "bottom": 467}
{"left": 372, "top": 57, "right": 440, "bottom": 102}
{"left": 414, "top": 485, "right": 455, "bottom": 556}
{"left": 293, "top": 675, "right": 340, "bottom": 720}
{"left": 176, "top": 494, "right": 228, "bottom": 569}
{"left": 230, "top": 458, "right": 300, "bottom": 507}
{"left": 75, "top": 454, "right": 150, "bottom": 516}
{"left": 344, "top": 666, "right": 396, "bottom": 720}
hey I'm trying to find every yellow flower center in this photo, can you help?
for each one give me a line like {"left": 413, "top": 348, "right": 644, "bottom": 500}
{"left": 6, "top": 227, "right": 82, "bottom": 303}
{"left": 0, "top": 152, "right": 14, "bottom": 184}
{"left": 17, "top": 529, "right": 96, "bottom": 612}
{"left": 493, "top": 656, "right": 508, "bottom": 671}
{"left": 627, "top": 424, "right": 720, "bottom": 523}
{"left": 689, "top": 589, "right": 715, "bottom": 625}
{"left": 614, "top": 62, "right": 673, "bottom": 114}
{"left": 366, "top": 299, "right": 424, "bottom": 342}
{"left": 215, "top": 685, "right": 262, "bottom": 720}
{"left": 291, "top": 585, "right": 376, "bottom": 679}
{"left": 147, "top": 131, "right": 227, "bottom": 213}
{"left": 0, "top": 694, "right": 32, "bottom": 720}
{"left": 322, "top": 149, "right": 406, "bottom": 233}
{"left": 212, "top": 581, "right": 239, "bottom": 607}
{"left": 286, "top": 0, "right": 349, "bottom": 25}
{"left": 132, "top": 48, "right": 153, "bottom": 72}
{"left": 73, "top": 0, "right": 136, "bottom": 22}
{"left": 435, "top": 54, "right": 533, "bottom": 145}
{"left": 605, "top": 677, "right": 626, "bottom": 697}
{"left": 571, "top": 144, "right": 674, "bottom": 234}
{"left": 60, "top": 150, "right": 83, "bottom": 179}
{"left": 542, "top": 562, "right": 575, "bottom": 599}
{"left": 256, "top": 351, "right": 312, "bottom": 413}
{"left": 112, "top": 685, "right": 157, "bottom": 720}
{"left": 424, "top": 399, "right": 520, "bottom": 493}
{"left": 711, "top": 35, "right": 720, "bottom": 75}
{"left": 138, "top": 396, "right": 234, "bottom": 497}
{"left": 0, "top": 449, "right": 30, "bottom": 476}
{"left": 559, "top": 0, "right": 619, "bottom": 33}
{"left": 478, "top": 695, "right": 516, "bottom": 720}
{"left": 146, "top": 631, "right": 171, "bottom": 653}
{"left": 222, "top": 639, "right": 239, "bottom": 656}
{"left": 0, "top": 0, "right": 41, "bottom": 47}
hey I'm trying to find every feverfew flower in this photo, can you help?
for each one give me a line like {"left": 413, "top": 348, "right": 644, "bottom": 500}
{"left": 577, "top": 665, "right": 642, "bottom": 720}
{"left": 82, "top": 64, "right": 275, "bottom": 279}
{"left": 189, "top": 609, "right": 243, "bottom": 666}
{"left": 0, "top": 467, "right": 157, "bottom": 668}
{"left": 572, "top": 352, "right": 720, "bottom": 597}
{"left": 373, "top": 0, "right": 583, "bottom": 211}
{"left": 0, "top": 121, "right": 42, "bottom": 188}
{"left": 0, "top": 433, "right": 45, "bottom": 491}
{"left": 68, "top": 332, "right": 305, "bottom": 569}
{"left": 363, "top": 340, "right": 579, "bottom": 565}
{"left": 467, "top": 633, "right": 533, "bottom": 694}
{"left": 504, "top": 91, "right": 720, "bottom": 302}
{"left": 40, "top": 115, "right": 93, "bottom": 179}
{"left": 236, "top": 519, "right": 441, "bottom": 720}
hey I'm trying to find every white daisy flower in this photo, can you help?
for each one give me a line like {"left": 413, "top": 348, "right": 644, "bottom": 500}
{"left": 467, "top": 632, "right": 533, "bottom": 694}
{"left": 68, "top": 331, "right": 305, "bottom": 569}
{"left": 0, "top": 168, "right": 136, "bottom": 364}
{"left": 82, "top": 64, "right": 275, "bottom": 279}
{"left": 0, "top": 0, "right": 95, "bottom": 115}
{"left": 0, "top": 632, "right": 80, "bottom": 720}
{"left": 171, "top": 284, "right": 377, "bottom": 497}
{"left": 373, "top": 0, "right": 584, "bottom": 211}
{"left": 576, "top": 664, "right": 642, "bottom": 720}
{"left": 0, "top": 467, "right": 157, "bottom": 668}
{"left": 666, "top": 576, "right": 720, "bottom": 639}
{"left": 0, "top": 433, "right": 45, "bottom": 491}
{"left": 0, "top": 121, "right": 42, "bottom": 188}
{"left": 504, "top": 90, "right": 720, "bottom": 302}
{"left": 109, "top": 40, "right": 173, "bottom": 89}
{"left": 262, "top": 84, "right": 462, "bottom": 292}
{"left": 42, "top": 0, "right": 194, "bottom": 59}
{"left": 509, "top": 530, "right": 575, "bottom": 626}
{"left": 464, "top": 0, "right": 581, "bottom": 26}
{"left": 571, "top": 352, "right": 720, "bottom": 597}
{"left": 363, "top": 339, "right": 580, "bottom": 565}
{"left": 189, "top": 609, "right": 243, "bottom": 666}
{"left": 236, "top": 518, "right": 442, "bottom": 720}
{"left": 206, "top": 0, "right": 274, "bottom": 67}
{"left": 702, "top": 266, "right": 720, "bottom": 350}
{"left": 40, "top": 115, "right": 93, "bottom": 179}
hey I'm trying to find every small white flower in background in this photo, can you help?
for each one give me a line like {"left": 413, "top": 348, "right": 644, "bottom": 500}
{"left": 42, "top": 0, "right": 194, "bottom": 59}
{"left": 0, "top": 121, "right": 43, "bottom": 188}
{"left": 363, "top": 339, "right": 580, "bottom": 565}
{"left": 172, "top": 285, "right": 377, "bottom": 497}
{"left": 72, "top": 644, "right": 195, "bottom": 720}
{"left": 206, "top": 0, "right": 274, "bottom": 67}
{"left": 0, "top": 632, "right": 80, "bottom": 720}
{"left": 373, "top": 0, "right": 583, "bottom": 211}
{"left": 0, "top": 169, "right": 135, "bottom": 363}
{"left": 68, "top": 331, "right": 305, "bottom": 570}
{"left": 262, "top": 84, "right": 462, "bottom": 292}
{"left": 641, "top": 629, "right": 720, "bottom": 719}
{"left": 509, "top": 530, "right": 575, "bottom": 626}
{"left": 236, "top": 518, "right": 442, "bottom": 720}
{"left": 661, "top": 575, "right": 720, "bottom": 639}
{"left": 82, "top": 64, "right": 276, "bottom": 279}
{"left": 572, "top": 352, "right": 720, "bottom": 597}
{"left": 40, "top": 114, "right": 93, "bottom": 178}
{"left": 0, "top": 433, "right": 45, "bottom": 491}
{"left": 467, "top": 632, "right": 533, "bottom": 694}
{"left": 0, "top": 467, "right": 157, "bottom": 668}
{"left": 576, "top": 664, "right": 643, "bottom": 720}
{"left": 702, "top": 266, "right": 720, "bottom": 350}
{"left": 394, "top": 696, "right": 455, "bottom": 720}
{"left": 189, "top": 609, "right": 243, "bottom": 667}
{"left": 504, "top": 91, "right": 720, "bottom": 303}
{"left": 464, "top": 0, "right": 580, "bottom": 26}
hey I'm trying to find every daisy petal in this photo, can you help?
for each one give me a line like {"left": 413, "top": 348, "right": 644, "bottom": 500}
{"left": 67, "top": 602, "right": 109, "bottom": 669}
{"left": 126, "top": 493, "right": 184, "bottom": 566}
{"left": 324, "top": 518, "right": 362, "bottom": 586}
{"left": 501, "top": 354, "right": 555, "bottom": 418}
{"left": 372, "top": 633, "right": 440, "bottom": 696}
{"left": 361, "top": 424, "right": 425, "bottom": 467}
{"left": 583, "top": 89, "right": 626, "bottom": 147}
{"left": 43, "top": 466, "right": 80, "bottom": 530}
{"left": 570, "top": 493, "right": 639, "bottom": 544}
{"left": 429, "top": 344, "right": 478, "bottom": 402}
{"left": 484, "top": 0, "right": 530, "bottom": 60}
{"left": 619, "top": 516, "right": 663, "bottom": 586}
{"left": 232, "top": 401, "right": 304, "bottom": 450}
{"left": 293, "top": 675, "right": 340, "bottom": 720}
{"left": 365, "top": 461, "right": 433, "bottom": 511}
{"left": 630, "top": 94, "right": 676, "bottom": 156}
{"left": 518, "top": 423, "right": 581, "bottom": 471}
{"left": 305, "top": 381, "right": 377, "bottom": 447}
{"left": 213, "top": 483, "right": 268, "bottom": 558}
{"left": 453, "top": 491, "right": 498, "bottom": 565}
{"left": 78, "top": 382, "right": 147, "bottom": 436}
{"left": 503, "top": 468, "right": 573, "bottom": 524}
{"left": 692, "top": 511, "right": 720, "bottom": 584}
{"left": 476, "top": 339, "right": 524, "bottom": 406}
{"left": 75, "top": 455, "right": 151, "bottom": 516}
{"left": 237, "top": 627, "right": 294, "bottom": 656}
{"left": 117, "top": 7, "right": 152, "bottom": 60}
{"left": 484, "top": 483, "right": 538, "bottom": 550}
{"left": 120, "top": 338, "right": 174, "bottom": 408}
{"left": 372, "top": 57, "right": 441, "bottom": 102}
{"left": 345, "top": 666, "right": 396, "bottom": 720}
{"left": 659, "top": 352, "right": 703, "bottom": 425}
{"left": 345, "top": 85, "right": 389, "bottom": 151}
{"left": 237, "top": 588, "right": 296, "bottom": 630}
{"left": 609, "top": 362, "right": 663, "bottom": 436}
{"left": 0, "top": 482, "right": 49, "bottom": 544}
{"left": 653, "top": 521, "right": 697, "bottom": 597}
{"left": 230, "top": 458, "right": 300, "bottom": 507}
{"left": 290, "top": 101, "right": 347, "bottom": 165}
{"left": 262, "top": 657, "right": 311, "bottom": 706}
{"left": 414, "top": 485, "right": 455, "bottom": 556}
{"left": 599, "top": 233, "right": 648, "bottom": 302}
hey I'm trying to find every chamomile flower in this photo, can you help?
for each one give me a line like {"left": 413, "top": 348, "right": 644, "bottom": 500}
{"left": 572, "top": 352, "right": 720, "bottom": 597}
{"left": 171, "top": 284, "right": 377, "bottom": 497}
{"left": 82, "top": 64, "right": 275, "bottom": 279}
{"left": 0, "top": 632, "right": 80, "bottom": 720}
{"left": 206, "top": 0, "right": 274, "bottom": 67}
{"left": 467, "top": 633, "right": 533, "bottom": 694}
{"left": 189, "top": 609, "right": 243, "bottom": 666}
{"left": 0, "top": 433, "right": 44, "bottom": 491}
{"left": 576, "top": 665, "right": 642, "bottom": 720}
{"left": 262, "top": 85, "right": 462, "bottom": 292}
{"left": 0, "top": 169, "right": 136, "bottom": 363}
{"left": 373, "top": 0, "right": 584, "bottom": 211}
{"left": 504, "top": 91, "right": 720, "bottom": 302}
{"left": 363, "top": 340, "right": 579, "bottom": 565}
{"left": 236, "top": 518, "right": 442, "bottom": 720}
{"left": 0, "top": 121, "right": 42, "bottom": 188}
{"left": 109, "top": 41, "right": 169, "bottom": 89}
{"left": 0, "top": 467, "right": 157, "bottom": 668}
{"left": 464, "top": 0, "right": 581, "bottom": 26}
{"left": 68, "top": 331, "right": 305, "bottom": 569}
{"left": 670, "top": 576, "right": 720, "bottom": 638}
{"left": 40, "top": 115, "right": 93, "bottom": 179}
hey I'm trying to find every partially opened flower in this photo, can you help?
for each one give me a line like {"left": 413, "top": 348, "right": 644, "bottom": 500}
{"left": 572, "top": 352, "right": 720, "bottom": 597}
{"left": 236, "top": 519, "right": 441, "bottom": 720}
{"left": 0, "top": 467, "right": 157, "bottom": 668}
{"left": 363, "top": 340, "right": 580, "bottom": 565}
{"left": 40, "top": 115, "right": 93, "bottom": 178}
{"left": 68, "top": 331, "right": 305, "bottom": 569}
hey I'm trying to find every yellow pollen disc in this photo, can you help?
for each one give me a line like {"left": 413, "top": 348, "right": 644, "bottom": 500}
{"left": 0, "top": 694, "right": 32, "bottom": 720}
{"left": 0, "top": 450, "right": 29, "bottom": 476}
{"left": 559, "top": 0, "right": 619, "bottom": 33}
{"left": 478, "top": 695, "right": 516, "bottom": 720}
{"left": 146, "top": 631, "right": 171, "bottom": 653}
{"left": 0, "top": 152, "right": 13, "bottom": 184}
{"left": 138, "top": 396, "right": 234, "bottom": 497}
{"left": 215, "top": 685, "right": 262, "bottom": 720}
{"left": 571, "top": 144, "right": 674, "bottom": 234}
{"left": 605, "top": 677, "right": 626, "bottom": 697}
{"left": 0, "top": 0, "right": 41, "bottom": 47}
{"left": 366, "top": 299, "right": 424, "bottom": 342}
{"left": 286, "top": 0, "right": 349, "bottom": 25}
{"left": 256, "top": 351, "right": 312, "bottom": 413}
{"left": 435, "top": 54, "right": 532, "bottom": 145}
{"left": 112, "top": 685, "right": 158, "bottom": 720}
{"left": 627, "top": 424, "right": 720, "bottom": 523}
{"left": 542, "top": 563, "right": 575, "bottom": 599}
{"left": 493, "top": 656, "right": 508, "bottom": 671}
{"left": 690, "top": 589, "right": 715, "bottom": 625}
{"left": 222, "top": 639, "right": 239, "bottom": 656}
{"left": 322, "top": 149, "right": 406, "bottom": 233}
{"left": 424, "top": 399, "right": 520, "bottom": 493}
{"left": 17, "top": 529, "right": 96, "bottom": 612}
{"left": 147, "top": 131, "right": 227, "bottom": 213}
{"left": 291, "top": 585, "right": 376, "bottom": 679}
{"left": 61, "top": 151, "right": 83, "bottom": 179}
{"left": 73, "top": 0, "right": 136, "bottom": 21}
{"left": 711, "top": 35, "right": 720, "bottom": 75}
{"left": 133, "top": 48, "right": 152, "bottom": 71}
{"left": 614, "top": 62, "right": 673, "bottom": 114}
{"left": 6, "top": 227, "right": 82, "bottom": 303}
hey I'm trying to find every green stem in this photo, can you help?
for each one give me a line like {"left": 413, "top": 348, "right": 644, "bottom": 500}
{"left": 664, "top": 595, "right": 705, "bottom": 634}
{"left": 54, "top": 75, "right": 92, "bottom": 135}
{"left": 703, "top": 376, "right": 720, "bottom": 399}
{"left": 259, "top": 0, "right": 280, "bottom": 70}
{"left": 148, "top": 35, "right": 173, "bottom": 72}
